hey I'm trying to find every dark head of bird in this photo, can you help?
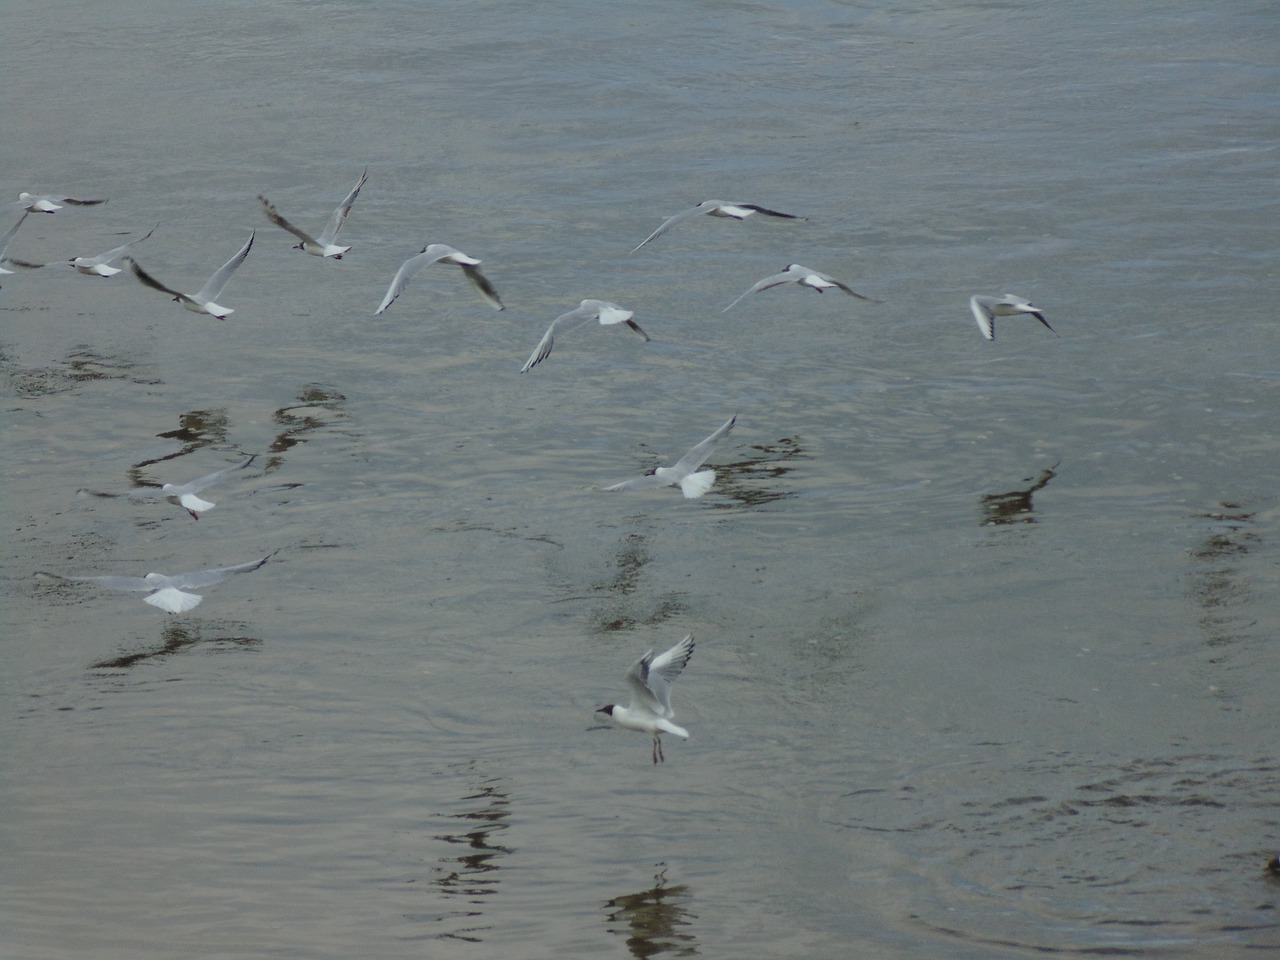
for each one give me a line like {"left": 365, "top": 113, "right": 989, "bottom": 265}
{"left": 595, "top": 704, "right": 616, "bottom": 717}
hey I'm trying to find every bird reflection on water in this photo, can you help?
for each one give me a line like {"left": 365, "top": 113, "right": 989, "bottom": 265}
{"left": 603, "top": 865, "right": 698, "bottom": 958}
{"left": 980, "top": 462, "right": 1059, "bottom": 526}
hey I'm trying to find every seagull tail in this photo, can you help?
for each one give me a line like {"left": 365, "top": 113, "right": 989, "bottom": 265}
{"left": 679, "top": 470, "right": 716, "bottom": 499}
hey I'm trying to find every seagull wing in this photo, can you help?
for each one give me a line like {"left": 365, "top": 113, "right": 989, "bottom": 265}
{"left": 969, "top": 296, "right": 996, "bottom": 340}
{"left": 59, "top": 196, "right": 108, "bottom": 207}
{"left": 629, "top": 202, "right": 709, "bottom": 254}
{"left": 603, "top": 473, "right": 671, "bottom": 493}
{"left": 723, "top": 272, "right": 794, "bottom": 311}
{"left": 0, "top": 212, "right": 30, "bottom": 257}
{"left": 195, "top": 231, "right": 254, "bottom": 303}
{"left": 316, "top": 167, "right": 368, "bottom": 245}
{"left": 670, "top": 415, "right": 736, "bottom": 476}
{"left": 739, "top": 203, "right": 803, "bottom": 220}
{"left": 126, "top": 256, "right": 198, "bottom": 306}
{"left": 519, "top": 303, "right": 600, "bottom": 372}
{"left": 375, "top": 248, "right": 449, "bottom": 314}
{"left": 826, "top": 274, "right": 882, "bottom": 303}
{"left": 259, "top": 196, "right": 319, "bottom": 245}
{"left": 627, "top": 634, "right": 695, "bottom": 716}
{"left": 165, "top": 554, "right": 272, "bottom": 590}
{"left": 80, "top": 224, "right": 157, "bottom": 267}
{"left": 60, "top": 573, "right": 157, "bottom": 592}
{"left": 459, "top": 262, "right": 504, "bottom": 310}
{"left": 181, "top": 454, "right": 257, "bottom": 494}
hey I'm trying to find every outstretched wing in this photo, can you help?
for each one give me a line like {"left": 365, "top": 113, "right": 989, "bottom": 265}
{"left": 519, "top": 303, "right": 598, "bottom": 372}
{"left": 181, "top": 454, "right": 258, "bottom": 494}
{"left": 166, "top": 554, "right": 273, "bottom": 590}
{"left": 671, "top": 415, "right": 737, "bottom": 475}
{"left": 739, "top": 203, "right": 802, "bottom": 220}
{"left": 630, "top": 634, "right": 695, "bottom": 716}
{"left": 0, "top": 212, "right": 30, "bottom": 257}
{"left": 80, "top": 224, "right": 157, "bottom": 267}
{"left": 126, "top": 256, "right": 197, "bottom": 306}
{"left": 629, "top": 202, "right": 711, "bottom": 254}
{"left": 969, "top": 296, "right": 996, "bottom": 340}
{"left": 375, "top": 248, "right": 448, "bottom": 314}
{"left": 459, "top": 262, "right": 504, "bottom": 310}
{"left": 195, "top": 231, "right": 255, "bottom": 303}
{"left": 723, "top": 271, "right": 793, "bottom": 312}
{"left": 316, "top": 167, "right": 368, "bottom": 245}
{"left": 603, "top": 473, "right": 670, "bottom": 493}
{"left": 259, "top": 196, "right": 318, "bottom": 245}
{"left": 62, "top": 573, "right": 156, "bottom": 592}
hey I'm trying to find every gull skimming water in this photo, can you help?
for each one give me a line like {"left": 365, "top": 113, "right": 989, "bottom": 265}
{"left": 125, "top": 231, "right": 254, "bottom": 319}
{"left": 604, "top": 415, "right": 736, "bottom": 499}
{"left": 723, "top": 263, "right": 881, "bottom": 311}
{"left": 152, "top": 454, "right": 257, "bottom": 519}
{"left": 258, "top": 167, "right": 368, "bottom": 259}
{"left": 630, "top": 199, "right": 804, "bottom": 254}
{"left": 38, "top": 554, "right": 273, "bottom": 614}
{"left": 596, "top": 633, "right": 696, "bottom": 763}
{"left": 520, "top": 300, "right": 649, "bottom": 373}
{"left": 374, "top": 244, "right": 503, "bottom": 314}
{"left": 969, "top": 294, "right": 1056, "bottom": 341}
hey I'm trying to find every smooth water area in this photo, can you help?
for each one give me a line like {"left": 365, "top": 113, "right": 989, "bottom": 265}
{"left": 4, "top": 2, "right": 1279, "bottom": 957}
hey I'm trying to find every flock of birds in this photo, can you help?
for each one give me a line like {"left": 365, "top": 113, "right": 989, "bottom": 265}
{"left": 13, "top": 175, "right": 1056, "bottom": 762}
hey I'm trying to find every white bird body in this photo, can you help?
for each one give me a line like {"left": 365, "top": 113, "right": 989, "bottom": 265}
{"left": 724, "top": 263, "right": 881, "bottom": 311}
{"left": 969, "top": 294, "right": 1055, "bottom": 341}
{"left": 597, "top": 634, "right": 695, "bottom": 763}
{"left": 11, "top": 192, "right": 107, "bottom": 213}
{"left": 39, "top": 554, "right": 273, "bottom": 614}
{"left": 631, "top": 199, "right": 803, "bottom": 253}
{"left": 154, "top": 454, "right": 256, "bottom": 519}
{"left": 605, "top": 415, "right": 736, "bottom": 499}
{"left": 519, "top": 299, "right": 649, "bottom": 373}
{"left": 374, "top": 243, "right": 503, "bottom": 314}
{"left": 125, "top": 231, "right": 254, "bottom": 319}
{"left": 259, "top": 167, "right": 367, "bottom": 258}
{"left": 68, "top": 224, "right": 158, "bottom": 276}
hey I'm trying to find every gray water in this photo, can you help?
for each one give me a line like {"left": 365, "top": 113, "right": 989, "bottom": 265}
{"left": 4, "top": 2, "right": 1279, "bottom": 957}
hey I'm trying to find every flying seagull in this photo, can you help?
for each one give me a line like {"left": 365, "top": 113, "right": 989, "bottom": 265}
{"left": 258, "top": 166, "right": 368, "bottom": 258}
{"left": 64, "top": 224, "right": 158, "bottom": 276}
{"left": 146, "top": 454, "right": 257, "bottom": 519}
{"left": 38, "top": 554, "right": 273, "bottom": 614}
{"left": 604, "top": 415, "right": 736, "bottom": 499}
{"left": 374, "top": 243, "right": 503, "bottom": 314}
{"left": 125, "top": 231, "right": 254, "bottom": 319}
{"left": 9, "top": 192, "right": 107, "bottom": 213}
{"left": 520, "top": 299, "right": 649, "bottom": 373}
{"left": 596, "top": 634, "right": 696, "bottom": 764}
{"left": 969, "top": 294, "right": 1056, "bottom": 341}
{"left": 630, "top": 199, "right": 804, "bottom": 254}
{"left": 723, "top": 263, "right": 882, "bottom": 311}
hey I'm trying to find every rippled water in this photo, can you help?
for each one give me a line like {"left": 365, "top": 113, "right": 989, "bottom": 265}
{"left": 4, "top": 2, "right": 1280, "bottom": 957}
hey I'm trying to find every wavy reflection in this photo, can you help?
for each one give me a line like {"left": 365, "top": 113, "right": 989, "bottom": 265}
{"left": 3, "top": 345, "right": 162, "bottom": 397}
{"left": 592, "top": 530, "right": 687, "bottom": 632}
{"left": 90, "top": 620, "right": 261, "bottom": 670}
{"left": 269, "top": 383, "right": 350, "bottom": 466}
{"left": 714, "top": 435, "right": 805, "bottom": 507}
{"left": 980, "top": 461, "right": 1059, "bottom": 526}
{"left": 1190, "top": 502, "right": 1258, "bottom": 647}
{"left": 603, "top": 865, "right": 698, "bottom": 958}
{"left": 122, "top": 407, "right": 231, "bottom": 490}
{"left": 432, "top": 776, "right": 512, "bottom": 943}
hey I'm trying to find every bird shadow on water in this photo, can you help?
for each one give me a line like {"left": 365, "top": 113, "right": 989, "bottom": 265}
{"left": 712, "top": 435, "right": 806, "bottom": 509}
{"left": 89, "top": 619, "right": 262, "bottom": 670}
{"left": 603, "top": 864, "right": 698, "bottom": 958}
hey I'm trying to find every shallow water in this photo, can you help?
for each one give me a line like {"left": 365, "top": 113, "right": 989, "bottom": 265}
{"left": 4, "top": 2, "right": 1280, "bottom": 957}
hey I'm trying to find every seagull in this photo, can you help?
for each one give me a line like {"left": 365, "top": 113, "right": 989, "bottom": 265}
{"left": 969, "top": 294, "right": 1056, "bottom": 341}
{"left": 596, "top": 634, "right": 695, "bottom": 764}
{"left": 374, "top": 243, "right": 503, "bottom": 314}
{"left": 723, "top": 263, "right": 882, "bottom": 312}
{"left": 149, "top": 454, "right": 257, "bottom": 519}
{"left": 37, "top": 554, "right": 273, "bottom": 614}
{"left": 630, "top": 199, "right": 804, "bottom": 254}
{"left": 258, "top": 167, "right": 368, "bottom": 258}
{"left": 0, "top": 213, "right": 41, "bottom": 274}
{"left": 604, "top": 415, "right": 736, "bottom": 499}
{"left": 63, "top": 224, "right": 158, "bottom": 276}
{"left": 124, "top": 231, "right": 254, "bottom": 319}
{"left": 10, "top": 192, "right": 107, "bottom": 213}
{"left": 520, "top": 299, "right": 649, "bottom": 373}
